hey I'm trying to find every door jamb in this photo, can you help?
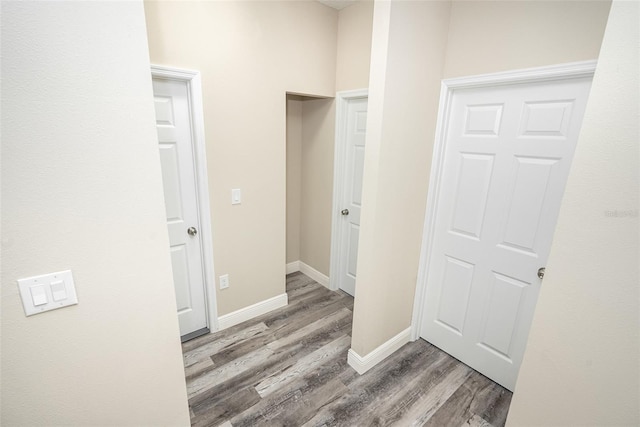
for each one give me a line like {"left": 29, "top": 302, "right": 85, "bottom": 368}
{"left": 329, "top": 89, "right": 368, "bottom": 292}
{"left": 151, "top": 64, "right": 219, "bottom": 333}
{"left": 410, "top": 60, "right": 597, "bottom": 341}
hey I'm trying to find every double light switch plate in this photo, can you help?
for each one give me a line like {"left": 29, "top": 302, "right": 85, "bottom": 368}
{"left": 18, "top": 270, "right": 78, "bottom": 316}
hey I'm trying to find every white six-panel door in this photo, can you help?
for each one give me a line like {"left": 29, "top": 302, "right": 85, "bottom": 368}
{"left": 420, "top": 75, "right": 592, "bottom": 390}
{"left": 152, "top": 77, "right": 209, "bottom": 339}
{"left": 335, "top": 97, "right": 368, "bottom": 296}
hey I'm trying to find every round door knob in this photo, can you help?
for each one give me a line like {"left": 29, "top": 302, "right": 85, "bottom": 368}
{"left": 341, "top": 209, "right": 349, "bottom": 216}
{"left": 537, "top": 267, "right": 545, "bottom": 279}
{"left": 187, "top": 227, "right": 198, "bottom": 236}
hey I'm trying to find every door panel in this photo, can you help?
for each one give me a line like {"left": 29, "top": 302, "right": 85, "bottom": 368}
{"left": 501, "top": 157, "right": 557, "bottom": 252}
{"left": 351, "top": 146, "right": 365, "bottom": 205}
{"left": 421, "top": 76, "right": 592, "bottom": 390}
{"left": 450, "top": 153, "right": 494, "bottom": 238}
{"left": 347, "top": 224, "right": 359, "bottom": 278}
{"left": 436, "top": 256, "right": 474, "bottom": 334}
{"left": 337, "top": 97, "right": 367, "bottom": 296}
{"left": 478, "top": 272, "right": 527, "bottom": 358}
{"left": 159, "top": 143, "right": 183, "bottom": 220}
{"left": 153, "top": 77, "right": 208, "bottom": 339}
{"left": 170, "top": 245, "right": 192, "bottom": 312}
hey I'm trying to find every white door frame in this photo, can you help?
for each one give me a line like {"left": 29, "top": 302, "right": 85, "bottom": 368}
{"left": 329, "top": 89, "right": 368, "bottom": 292}
{"left": 410, "top": 60, "right": 597, "bottom": 341}
{"left": 151, "top": 64, "right": 219, "bottom": 333}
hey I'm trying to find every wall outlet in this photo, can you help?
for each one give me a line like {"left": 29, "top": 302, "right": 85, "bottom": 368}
{"left": 219, "top": 274, "right": 230, "bottom": 290}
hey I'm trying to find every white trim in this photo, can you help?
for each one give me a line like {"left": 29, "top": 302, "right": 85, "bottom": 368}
{"left": 218, "top": 293, "right": 288, "bottom": 330}
{"left": 410, "top": 78, "right": 452, "bottom": 341}
{"left": 285, "top": 261, "right": 300, "bottom": 275}
{"left": 285, "top": 260, "right": 329, "bottom": 288}
{"left": 329, "top": 89, "right": 369, "bottom": 292}
{"left": 442, "top": 60, "right": 597, "bottom": 89}
{"left": 410, "top": 61, "right": 598, "bottom": 341}
{"left": 151, "top": 65, "right": 219, "bottom": 332}
{"left": 299, "top": 261, "right": 329, "bottom": 289}
{"left": 347, "top": 327, "right": 411, "bottom": 375}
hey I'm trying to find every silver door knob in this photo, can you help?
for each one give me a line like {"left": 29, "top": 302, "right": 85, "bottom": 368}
{"left": 187, "top": 227, "right": 198, "bottom": 236}
{"left": 341, "top": 209, "right": 349, "bottom": 216}
{"left": 537, "top": 267, "right": 545, "bottom": 279}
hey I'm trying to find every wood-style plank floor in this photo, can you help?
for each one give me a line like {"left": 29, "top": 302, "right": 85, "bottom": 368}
{"left": 183, "top": 272, "right": 512, "bottom": 427}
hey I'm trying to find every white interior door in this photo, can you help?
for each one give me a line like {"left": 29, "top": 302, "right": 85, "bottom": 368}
{"left": 153, "top": 77, "right": 209, "bottom": 340}
{"left": 336, "top": 97, "right": 368, "bottom": 296}
{"left": 420, "top": 75, "right": 592, "bottom": 390}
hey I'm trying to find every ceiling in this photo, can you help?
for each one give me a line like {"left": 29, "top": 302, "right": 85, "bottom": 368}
{"left": 316, "top": 0, "right": 358, "bottom": 10}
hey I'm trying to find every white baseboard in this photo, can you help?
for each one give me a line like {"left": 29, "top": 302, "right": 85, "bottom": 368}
{"left": 285, "top": 260, "right": 330, "bottom": 289}
{"left": 218, "top": 293, "right": 288, "bottom": 330}
{"left": 286, "top": 261, "right": 300, "bottom": 275}
{"left": 347, "top": 327, "right": 411, "bottom": 375}
{"left": 299, "top": 261, "right": 329, "bottom": 289}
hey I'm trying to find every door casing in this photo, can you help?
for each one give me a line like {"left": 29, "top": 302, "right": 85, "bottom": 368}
{"left": 411, "top": 60, "right": 597, "bottom": 341}
{"left": 151, "top": 64, "right": 219, "bottom": 333}
{"left": 329, "top": 89, "right": 368, "bottom": 293}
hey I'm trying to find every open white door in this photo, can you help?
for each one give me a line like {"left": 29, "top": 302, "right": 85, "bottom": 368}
{"left": 152, "top": 73, "right": 213, "bottom": 341}
{"left": 418, "top": 64, "right": 594, "bottom": 390}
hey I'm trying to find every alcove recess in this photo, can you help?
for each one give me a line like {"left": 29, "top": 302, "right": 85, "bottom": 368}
{"left": 286, "top": 93, "right": 335, "bottom": 279}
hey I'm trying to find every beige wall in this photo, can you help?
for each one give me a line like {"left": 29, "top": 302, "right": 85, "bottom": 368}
{"left": 444, "top": 0, "right": 611, "bottom": 78}
{"left": 286, "top": 97, "right": 303, "bottom": 263}
{"left": 145, "top": 1, "right": 337, "bottom": 314}
{"left": 352, "top": 0, "right": 611, "bottom": 357}
{"left": 352, "top": 0, "right": 452, "bottom": 355}
{"left": 507, "top": 1, "right": 639, "bottom": 424}
{"left": 300, "top": 98, "right": 337, "bottom": 276}
{"left": 287, "top": 1, "right": 373, "bottom": 276}
{"left": 1, "top": 1, "right": 190, "bottom": 425}
{"left": 286, "top": 96, "right": 336, "bottom": 277}
{"left": 336, "top": 0, "right": 374, "bottom": 91}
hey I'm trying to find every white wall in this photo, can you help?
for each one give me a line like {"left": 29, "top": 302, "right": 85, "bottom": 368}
{"left": 1, "top": 2, "right": 190, "bottom": 425}
{"left": 507, "top": 1, "right": 639, "bottom": 424}
{"left": 145, "top": 1, "right": 338, "bottom": 315}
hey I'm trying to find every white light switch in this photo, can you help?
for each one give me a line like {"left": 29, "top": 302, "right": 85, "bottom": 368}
{"left": 18, "top": 270, "right": 78, "bottom": 317}
{"left": 231, "top": 188, "right": 241, "bottom": 205}
{"left": 29, "top": 285, "right": 48, "bottom": 306}
{"left": 50, "top": 280, "right": 67, "bottom": 301}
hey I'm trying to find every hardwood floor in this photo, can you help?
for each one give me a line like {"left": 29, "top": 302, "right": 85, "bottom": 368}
{"left": 183, "top": 272, "right": 512, "bottom": 427}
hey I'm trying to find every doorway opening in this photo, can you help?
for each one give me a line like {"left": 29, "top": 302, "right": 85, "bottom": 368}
{"left": 285, "top": 93, "right": 335, "bottom": 288}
